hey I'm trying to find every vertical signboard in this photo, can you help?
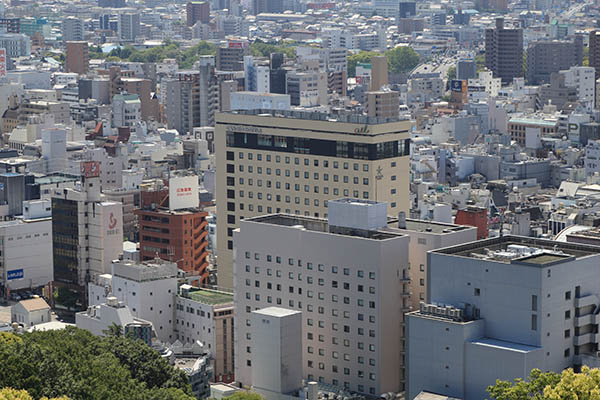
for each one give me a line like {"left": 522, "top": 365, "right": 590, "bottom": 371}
{"left": 0, "top": 48, "right": 6, "bottom": 79}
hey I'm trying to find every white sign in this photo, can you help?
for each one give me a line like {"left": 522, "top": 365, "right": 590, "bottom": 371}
{"left": 169, "top": 175, "right": 199, "bottom": 211}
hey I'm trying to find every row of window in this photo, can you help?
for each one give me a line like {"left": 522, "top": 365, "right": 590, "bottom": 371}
{"left": 226, "top": 132, "right": 410, "bottom": 160}
{"left": 229, "top": 151, "right": 378, "bottom": 171}
{"left": 227, "top": 164, "right": 373, "bottom": 185}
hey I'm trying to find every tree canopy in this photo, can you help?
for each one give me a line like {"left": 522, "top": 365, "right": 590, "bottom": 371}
{"left": 0, "top": 388, "right": 68, "bottom": 400}
{"left": 385, "top": 46, "right": 420, "bottom": 75}
{"left": 250, "top": 40, "right": 296, "bottom": 59}
{"left": 348, "top": 46, "right": 420, "bottom": 77}
{"left": 487, "top": 367, "right": 600, "bottom": 400}
{"left": 0, "top": 328, "right": 194, "bottom": 400}
{"left": 88, "top": 40, "right": 216, "bottom": 69}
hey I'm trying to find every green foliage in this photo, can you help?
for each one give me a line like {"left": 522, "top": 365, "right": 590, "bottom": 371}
{"left": 487, "top": 368, "right": 565, "bottom": 400}
{"left": 347, "top": 51, "right": 380, "bottom": 77}
{"left": 446, "top": 66, "right": 456, "bottom": 80}
{"left": 0, "top": 332, "right": 22, "bottom": 346}
{"left": 0, "top": 327, "right": 194, "bottom": 400}
{"left": 88, "top": 45, "right": 104, "bottom": 59}
{"left": 97, "top": 41, "right": 216, "bottom": 69}
{"left": 348, "top": 47, "right": 420, "bottom": 77}
{"left": 224, "top": 392, "right": 264, "bottom": 400}
{"left": 53, "top": 287, "right": 79, "bottom": 310}
{"left": 475, "top": 53, "right": 486, "bottom": 73}
{"left": 385, "top": 46, "right": 420, "bottom": 75}
{"left": 250, "top": 40, "right": 296, "bottom": 59}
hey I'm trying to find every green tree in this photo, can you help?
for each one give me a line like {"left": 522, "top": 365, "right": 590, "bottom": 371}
{"left": 385, "top": 46, "right": 420, "bottom": 74}
{"left": 0, "top": 327, "right": 194, "bottom": 400}
{"left": 347, "top": 50, "right": 380, "bottom": 77}
{"left": 0, "top": 388, "right": 69, "bottom": 400}
{"left": 475, "top": 53, "right": 486, "bottom": 72}
{"left": 487, "top": 368, "right": 565, "bottom": 400}
{"left": 446, "top": 66, "right": 456, "bottom": 80}
{"left": 224, "top": 392, "right": 264, "bottom": 400}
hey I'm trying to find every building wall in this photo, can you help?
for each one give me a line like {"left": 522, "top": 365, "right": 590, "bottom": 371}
{"left": 215, "top": 113, "right": 412, "bottom": 289}
{"left": 1, "top": 218, "right": 52, "bottom": 291}
{"left": 233, "top": 217, "right": 409, "bottom": 395}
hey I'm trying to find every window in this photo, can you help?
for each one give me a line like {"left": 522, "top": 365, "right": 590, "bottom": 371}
{"left": 565, "top": 329, "right": 570, "bottom": 338}
{"left": 565, "top": 310, "right": 571, "bottom": 319}
{"left": 474, "top": 288, "right": 480, "bottom": 296}
{"left": 531, "top": 314, "right": 537, "bottom": 330}
{"left": 565, "top": 291, "right": 571, "bottom": 300}
{"left": 532, "top": 295, "right": 537, "bottom": 311}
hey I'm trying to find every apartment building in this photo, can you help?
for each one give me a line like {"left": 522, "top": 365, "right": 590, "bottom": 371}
{"left": 485, "top": 18, "right": 523, "bottom": 83}
{"left": 215, "top": 110, "right": 412, "bottom": 289}
{"left": 65, "top": 41, "right": 89, "bottom": 75}
{"left": 176, "top": 285, "right": 235, "bottom": 382}
{"left": 233, "top": 199, "right": 409, "bottom": 395}
{"left": 166, "top": 62, "right": 219, "bottom": 135}
{"left": 187, "top": 1, "right": 210, "bottom": 26}
{"left": 365, "top": 91, "right": 399, "bottom": 119}
{"left": 61, "top": 17, "right": 83, "bottom": 42}
{"left": 118, "top": 13, "right": 140, "bottom": 41}
{"left": 526, "top": 37, "right": 583, "bottom": 85}
{"left": 407, "top": 236, "right": 600, "bottom": 400}
{"left": 390, "top": 216, "right": 477, "bottom": 310}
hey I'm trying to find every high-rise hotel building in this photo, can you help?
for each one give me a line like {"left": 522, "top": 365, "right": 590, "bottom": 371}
{"left": 215, "top": 110, "right": 412, "bottom": 288}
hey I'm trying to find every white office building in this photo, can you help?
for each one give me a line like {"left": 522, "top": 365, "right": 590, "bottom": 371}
{"left": 407, "top": 236, "right": 600, "bottom": 400}
{"left": 234, "top": 199, "right": 410, "bottom": 395}
{"left": 561, "top": 66, "right": 596, "bottom": 110}
{"left": 88, "top": 259, "right": 177, "bottom": 343}
{"left": 61, "top": 17, "right": 83, "bottom": 42}
{"left": 0, "top": 199, "right": 52, "bottom": 294}
{"left": 230, "top": 92, "right": 291, "bottom": 111}
{"left": 0, "top": 33, "right": 31, "bottom": 58}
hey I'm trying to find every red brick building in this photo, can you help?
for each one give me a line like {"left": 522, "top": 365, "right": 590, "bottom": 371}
{"left": 455, "top": 206, "right": 488, "bottom": 240}
{"left": 136, "top": 189, "right": 209, "bottom": 284}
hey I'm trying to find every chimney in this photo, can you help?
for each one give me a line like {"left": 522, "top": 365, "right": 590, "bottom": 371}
{"left": 398, "top": 211, "right": 406, "bottom": 229}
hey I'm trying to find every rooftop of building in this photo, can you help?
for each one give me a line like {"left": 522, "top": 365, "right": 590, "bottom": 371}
{"left": 112, "top": 258, "right": 178, "bottom": 281}
{"left": 388, "top": 217, "right": 474, "bottom": 234}
{"left": 185, "top": 287, "right": 233, "bottom": 305}
{"left": 508, "top": 117, "right": 557, "bottom": 127}
{"left": 432, "top": 235, "right": 600, "bottom": 266}
{"left": 245, "top": 214, "right": 404, "bottom": 241}
{"left": 222, "top": 108, "right": 409, "bottom": 124}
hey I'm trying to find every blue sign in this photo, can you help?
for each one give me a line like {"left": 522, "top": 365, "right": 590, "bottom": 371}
{"left": 451, "top": 80, "right": 463, "bottom": 92}
{"left": 7, "top": 269, "right": 24, "bottom": 280}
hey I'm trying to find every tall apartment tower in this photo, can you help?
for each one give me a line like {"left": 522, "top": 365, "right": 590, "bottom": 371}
{"left": 51, "top": 162, "right": 123, "bottom": 313}
{"left": 166, "top": 60, "right": 219, "bottom": 135}
{"left": 526, "top": 37, "right": 583, "bottom": 85}
{"left": 215, "top": 110, "right": 412, "bottom": 289}
{"left": 65, "top": 41, "right": 89, "bottom": 75}
{"left": 485, "top": 18, "right": 523, "bottom": 83}
{"left": 187, "top": 1, "right": 210, "bottom": 26}
{"left": 370, "top": 55, "right": 389, "bottom": 91}
{"left": 589, "top": 30, "right": 600, "bottom": 74}
{"left": 234, "top": 200, "right": 410, "bottom": 395}
{"left": 62, "top": 17, "right": 83, "bottom": 42}
{"left": 407, "top": 236, "right": 600, "bottom": 400}
{"left": 118, "top": 13, "right": 140, "bottom": 41}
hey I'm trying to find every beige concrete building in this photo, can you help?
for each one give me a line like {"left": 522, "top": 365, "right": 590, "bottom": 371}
{"left": 390, "top": 216, "right": 478, "bottom": 310}
{"left": 365, "top": 90, "right": 399, "bottom": 119}
{"left": 215, "top": 110, "right": 412, "bottom": 289}
{"left": 370, "top": 55, "right": 388, "bottom": 91}
{"left": 233, "top": 199, "right": 409, "bottom": 395}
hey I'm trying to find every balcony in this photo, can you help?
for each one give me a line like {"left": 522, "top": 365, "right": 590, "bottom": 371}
{"left": 574, "top": 332, "right": 596, "bottom": 347}
{"left": 575, "top": 313, "right": 596, "bottom": 328}
{"left": 575, "top": 294, "right": 598, "bottom": 309}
